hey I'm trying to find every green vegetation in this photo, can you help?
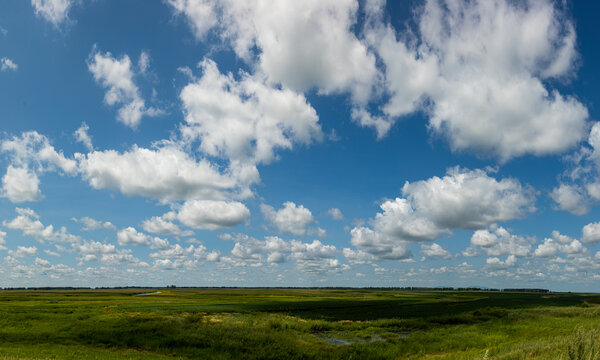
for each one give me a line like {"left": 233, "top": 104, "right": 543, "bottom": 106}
{"left": 0, "top": 288, "right": 599, "bottom": 359}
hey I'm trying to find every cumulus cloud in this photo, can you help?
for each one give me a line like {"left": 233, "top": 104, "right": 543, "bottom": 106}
{"left": 261, "top": 202, "right": 323, "bottom": 237}
{"left": 169, "top": 0, "right": 378, "bottom": 103}
{"left": 349, "top": 226, "right": 411, "bottom": 260}
{"left": 116, "top": 227, "right": 169, "bottom": 249}
{"left": 362, "top": 0, "right": 587, "bottom": 158}
{"left": 421, "top": 243, "right": 451, "bottom": 259}
{"left": 1, "top": 57, "right": 18, "bottom": 72}
{"left": 2, "top": 166, "right": 43, "bottom": 203}
{"left": 71, "top": 217, "right": 116, "bottom": 231}
{"left": 88, "top": 48, "right": 161, "bottom": 128}
{"left": 73, "top": 122, "right": 93, "bottom": 151}
{"left": 582, "top": 222, "right": 600, "bottom": 245}
{"left": 9, "top": 246, "right": 38, "bottom": 258}
{"left": 179, "top": 59, "right": 322, "bottom": 165}
{"left": 2, "top": 131, "right": 77, "bottom": 175}
{"left": 77, "top": 143, "right": 254, "bottom": 202}
{"left": 72, "top": 240, "right": 116, "bottom": 264}
{"left": 534, "top": 230, "right": 585, "bottom": 257}
{"left": 176, "top": 200, "right": 250, "bottom": 230}
{"left": 222, "top": 233, "right": 340, "bottom": 272}
{"left": 141, "top": 212, "right": 193, "bottom": 236}
{"left": 552, "top": 122, "right": 600, "bottom": 215}
{"left": 470, "top": 225, "right": 532, "bottom": 257}
{"left": 31, "top": 0, "right": 72, "bottom": 26}
{"left": 347, "top": 167, "right": 534, "bottom": 260}
{"left": 486, "top": 255, "right": 517, "bottom": 269}
{"left": 3, "top": 208, "right": 79, "bottom": 243}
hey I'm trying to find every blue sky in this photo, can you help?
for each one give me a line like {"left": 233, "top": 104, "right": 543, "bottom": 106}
{"left": 1, "top": 0, "right": 600, "bottom": 291}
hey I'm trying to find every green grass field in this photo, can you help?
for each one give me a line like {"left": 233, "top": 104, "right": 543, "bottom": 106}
{"left": 0, "top": 288, "right": 599, "bottom": 359}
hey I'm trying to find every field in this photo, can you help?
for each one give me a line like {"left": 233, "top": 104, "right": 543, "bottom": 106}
{"left": 1, "top": 289, "right": 600, "bottom": 359}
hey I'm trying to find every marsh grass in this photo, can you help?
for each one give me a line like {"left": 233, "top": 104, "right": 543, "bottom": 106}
{"left": 0, "top": 289, "right": 599, "bottom": 359}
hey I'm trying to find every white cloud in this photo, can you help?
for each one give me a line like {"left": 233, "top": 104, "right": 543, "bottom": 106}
{"left": 31, "top": 0, "right": 72, "bottom": 26}
{"left": 71, "top": 217, "right": 116, "bottom": 231}
{"left": 328, "top": 208, "right": 344, "bottom": 221}
{"left": 582, "top": 222, "right": 600, "bottom": 245}
{"left": 141, "top": 212, "right": 193, "bottom": 236}
{"left": 261, "top": 202, "right": 316, "bottom": 237}
{"left": 2, "top": 166, "right": 43, "bottom": 203}
{"left": 550, "top": 184, "right": 590, "bottom": 216}
{"left": 116, "top": 227, "right": 171, "bottom": 250}
{"left": 88, "top": 49, "right": 160, "bottom": 128}
{"left": 470, "top": 225, "right": 532, "bottom": 257}
{"left": 290, "top": 239, "right": 336, "bottom": 260}
{"left": 534, "top": 231, "right": 585, "bottom": 257}
{"left": 73, "top": 241, "right": 116, "bottom": 258}
{"left": 73, "top": 122, "right": 93, "bottom": 151}
{"left": 169, "top": 0, "right": 378, "bottom": 103}
{"left": 371, "top": 167, "right": 534, "bottom": 243}
{"left": 1, "top": 57, "right": 18, "bottom": 72}
{"left": 421, "top": 243, "right": 451, "bottom": 259}
{"left": 347, "top": 167, "right": 533, "bottom": 261}
{"left": 167, "top": 0, "right": 218, "bottom": 39}
{"left": 3, "top": 208, "right": 79, "bottom": 243}
{"left": 486, "top": 255, "right": 517, "bottom": 269}
{"left": 9, "top": 246, "right": 38, "bottom": 258}
{"left": 99, "top": 248, "right": 146, "bottom": 267}
{"left": 349, "top": 226, "right": 411, "bottom": 260}
{"left": 552, "top": 122, "right": 600, "bottom": 214}
{"left": 176, "top": 200, "right": 250, "bottom": 230}
{"left": 179, "top": 59, "right": 322, "bottom": 165}
{"left": 342, "top": 248, "right": 375, "bottom": 265}
{"left": 363, "top": 0, "right": 587, "bottom": 158}
{"left": 77, "top": 144, "right": 254, "bottom": 202}
{"left": 2, "top": 131, "right": 77, "bottom": 175}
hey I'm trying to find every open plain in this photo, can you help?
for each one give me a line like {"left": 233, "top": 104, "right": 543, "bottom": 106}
{"left": 0, "top": 288, "right": 599, "bottom": 359}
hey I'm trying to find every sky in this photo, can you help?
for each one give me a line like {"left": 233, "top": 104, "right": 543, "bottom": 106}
{"left": 0, "top": 0, "right": 600, "bottom": 291}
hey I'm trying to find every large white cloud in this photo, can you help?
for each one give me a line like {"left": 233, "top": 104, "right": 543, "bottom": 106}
{"left": 77, "top": 144, "right": 254, "bottom": 202}
{"left": 176, "top": 200, "right": 250, "bottom": 230}
{"left": 169, "top": 0, "right": 378, "bottom": 103}
{"left": 348, "top": 167, "right": 534, "bottom": 260}
{"left": 179, "top": 59, "right": 322, "bottom": 165}
{"left": 376, "top": 167, "right": 534, "bottom": 240}
{"left": 88, "top": 49, "right": 161, "bottom": 128}
{"left": 363, "top": 0, "right": 587, "bottom": 159}
{"left": 1, "top": 166, "right": 42, "bottom": 203}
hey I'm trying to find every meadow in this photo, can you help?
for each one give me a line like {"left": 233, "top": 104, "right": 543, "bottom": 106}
{"left": 0, "top": 288, "right": 599, "bottom": 359}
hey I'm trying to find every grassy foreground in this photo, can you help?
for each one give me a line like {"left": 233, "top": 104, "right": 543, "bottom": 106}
{"left": 0, "top": 289, "right": 600, "bottom": 359}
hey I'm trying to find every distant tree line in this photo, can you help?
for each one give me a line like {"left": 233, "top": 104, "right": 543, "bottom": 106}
{"left": 0, "top": 286, "right": 550, "bottom": 293}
